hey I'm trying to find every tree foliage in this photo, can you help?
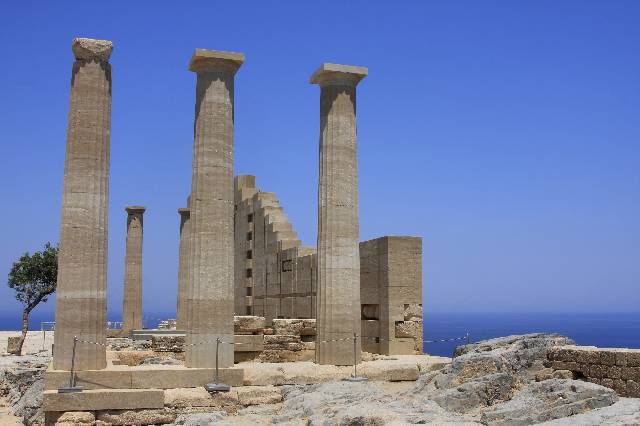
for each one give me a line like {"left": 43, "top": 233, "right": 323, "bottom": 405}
{"left": 8, "top": 242, "right": 59, "bottom": 312}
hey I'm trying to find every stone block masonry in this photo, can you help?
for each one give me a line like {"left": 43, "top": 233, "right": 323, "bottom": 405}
{"left": 186, "top": 49, "right": 244, "bottom": 368}
{"left": 548, "top": 345, "right": 640, "bottom": 397}
{"left": 54, "top": 38, "right": 113, "bottom": 371}
{"left": 233, "top": 177, "right": 423, "bottom": 356}
{"left": 361, "top": 237, "right": 423, "bottom": 355}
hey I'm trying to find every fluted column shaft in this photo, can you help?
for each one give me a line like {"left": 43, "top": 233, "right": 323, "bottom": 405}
{"left": 176, "top": 207, "right": 191, "bottom": 330}
{"left": 312, "top": 64, "right": 367, "bottom": 365}
{"left": 54, "top": 38, "right": 113, "bottom": 371}
{"left": 186, "top": 50, "right": 244, "bottom": 368}
{"left": 123, "top": 206, "right": 145, "bottom": 332}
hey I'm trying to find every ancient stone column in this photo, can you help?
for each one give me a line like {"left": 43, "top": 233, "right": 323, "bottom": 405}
{"left": 176, "top": 207, "right": 190, "bottom": 330}
{"left": 186, "top": 49, "right": 244, "bottom": 368}
{"left": 122, "top": 206, "right": 146, "bottom": 333}
{"left": 311, "top": 63, "right": 367, "bottom": 365}
{"left": 53, "top": 38, "right": 113, "bottom": 371}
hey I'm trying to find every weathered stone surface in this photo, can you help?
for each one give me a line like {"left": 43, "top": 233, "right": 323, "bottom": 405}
{"left": 72, "top": 37, "right": 113, "bottom": 61}
{"left": 313, "top": 63, "right": 366, "bottom": 366}
{"left": 1, "top": 365, "right": 45, "bottom": 424}
{"left": 258, "top": 334, "right": 308, "bottom": 362}
{"left": 51, "top": 410, "right": 95, "bottom": 423}
{"left": 164, "top": 387, "right": 239, "bottom": 409}
{"left": 240, "top": 364, "right": 286, "bottom": 386}
{"left": 236, "top": 385, "right": 282, "bottom": 406}
{"left": 234, "top": 316, "right": 266, "bottom": 334}
{"left": 395, "top": 320, "right": 423, "bottom": 352}
{"left": 43, "top": 389, "right": 164, "bottom": 411}
{"left": 112, "top": 350, "right": 155, "bottom": 366}
{"left": 360, "top": 361, "right": 420, "bottom": 381}
{"left": 123, "top": 206, "right": 145, "bottom": 333}
{"left": 413, "top": 334, "right": 576, "bottom": 414}
{"left": 173, "top": 412, "right": 228, "bottom": 425}
{"left": 96, "top": 408, "right": 175, "bottom": 425}
{"left": 140, "top": 355, "right": 182, "bottom": 366}
{"left": 271, "top": 319, "right": 304, "bottom": 336}
{"left": 176, "top": 207, "right": 191, "bottom": 330}
{"left": 539, "top": 397, "right": 640, "bottom": 425}
{"left": 234, "top": 334, "right": 264, "bottom": 352}
{"left": 480, "top": 379, "right": 618, "bottom": 425}
{"left": 272, "top": 381, "right": 477, "bottom": 425}
{"left": 263, "top": 335, "right": 300, "bottom": 345}
{"left": 403, "top": 303, "right": 423, "bottom": 321}
{"left": 429, "top": 372, "right": 518, "bottom": 413}
{"left": 54, "top": 37, "right": 113, "bottom": 371}
{"left": 552, "top": 369, "right": 575, "bottom": 379}
{"left": 107, "top": 338, "right": 151, "bottom": 352}
{"left": 547, "top": 346, "right": 640, "bottom": 396}
{"left": 395, "top": 320, "right": 421, "bottom": 339}
{"left": 6, "top": 337, "right": 21, "bottom": 355}
{"left": 151, "top": 336, "right": 185, "bottom": 352}
{"left": 185, "top": 48, "right": 243, "bottom": 368}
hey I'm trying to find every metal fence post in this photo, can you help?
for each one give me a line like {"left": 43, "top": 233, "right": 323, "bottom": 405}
{"left": 58, "top": 336, "right": 82, "bottom": 393}
{"left": 344, "top": 333, "right": 367, "bottom": 383}
{"left": 205, "top": 337, "right": 230, "bottom": 392}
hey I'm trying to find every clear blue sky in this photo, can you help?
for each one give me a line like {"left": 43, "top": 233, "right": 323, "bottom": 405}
{"left": 1, "top": 1, "right": 639, "bottom": 322}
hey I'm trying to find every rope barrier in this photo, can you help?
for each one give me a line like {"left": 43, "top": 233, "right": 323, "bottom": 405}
{"left": 319, "top": 334, "right": 471, "bottom": 345}
{"left": 75, "top": 335, "right": 471, "bottom": 347}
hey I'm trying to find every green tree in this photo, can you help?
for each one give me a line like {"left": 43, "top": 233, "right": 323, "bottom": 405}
{"left": 7, "top": 242, "right": 58, "bottom": 355}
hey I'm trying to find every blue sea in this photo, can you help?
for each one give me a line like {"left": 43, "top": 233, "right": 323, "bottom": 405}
{"left": 2, "top": 311, "right": 638, "bottom": 358}
{"left": 421, "top": 312, "right": 640, "bottom": 357}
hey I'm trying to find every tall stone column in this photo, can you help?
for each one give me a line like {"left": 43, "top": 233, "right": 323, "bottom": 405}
{"left": 176, "top": 207, "right": 190, "bottom": 330}
{"left": 311, "top": 63, "right": 367, "bottom": 365}
{"left": 53, "top": 38, "right": 113, "bottom": 371}
{"left": 122, "top": 206, "right": 146, "bottom": 333}
{"left": 186, "top": 49, "right": 244, "bottom": 368}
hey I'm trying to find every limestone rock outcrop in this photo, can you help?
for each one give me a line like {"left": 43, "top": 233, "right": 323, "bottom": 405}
{"left": 480, "top": 379, "right": 618, "bottom": 425}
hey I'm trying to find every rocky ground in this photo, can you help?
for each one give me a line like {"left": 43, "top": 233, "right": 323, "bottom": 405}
{"left": 2, "top": 333, "right": 640, "bottom": 425}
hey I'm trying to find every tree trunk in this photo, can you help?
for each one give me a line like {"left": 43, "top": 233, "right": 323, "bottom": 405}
{"left": 16, "top": 308, "right": 30, "bottom": 355}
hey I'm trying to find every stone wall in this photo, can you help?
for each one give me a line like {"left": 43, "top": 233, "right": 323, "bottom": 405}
{"left": 233, "top": 176, "right": 424, "bottom": 355}
{"left": 361, "top": 237, "right": 423, "bottom": 355}
{"left": 234, "top": 176, "right": 315, "bottom": 320}
{"left": 548, "top": 346, "right": 640, "bottom": 397}
{"left": 147, "top": 317, "right": 315, "bottom": 363}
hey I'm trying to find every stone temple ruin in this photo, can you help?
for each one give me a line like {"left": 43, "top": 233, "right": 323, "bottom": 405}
{"left": 232, "top": 177, "right": 424, "bottom": 355}
{"left": 45, "top": 37, "right": 425, "bottom": 419}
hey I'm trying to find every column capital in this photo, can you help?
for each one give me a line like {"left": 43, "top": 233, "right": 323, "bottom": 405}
{"left": 72, "top": 38, "right": 113, "bottom": 62}
{"left": 310, "top": 63, "right": 368, "bottom": 87}
{"left": 188, "top": 49, "right": 244, "bottom": 74}
{"left": 125, "top": 206, "right": 146, "bottom": 215}
{"left": 178, "top": 207, "right": 190, "bottom": 216}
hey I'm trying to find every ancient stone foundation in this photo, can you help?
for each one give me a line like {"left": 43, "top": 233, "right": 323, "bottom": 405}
{"left": 548, "top": 346, "right": 640, "bottom": 397}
